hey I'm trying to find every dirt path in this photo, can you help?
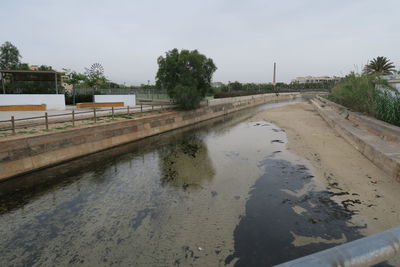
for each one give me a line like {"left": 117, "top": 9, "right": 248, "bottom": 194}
{"left": 253, "top": 102, "right": 400, "bottom": 236}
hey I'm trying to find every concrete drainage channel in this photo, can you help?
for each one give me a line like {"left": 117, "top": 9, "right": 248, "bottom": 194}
{"left": 0, "top": 93, "right": 298, "bottom": 181}
{"left": 0, "top": 93, "right": 400, "bottom": 266}
{"left": 281, "top": 95, "right": 400, "bottom": 267}
{"left": 276, "top": 226, "right": 400, "bottom": 267}
{"left": 311, "top": 96, "right": 400, "bottom": 181}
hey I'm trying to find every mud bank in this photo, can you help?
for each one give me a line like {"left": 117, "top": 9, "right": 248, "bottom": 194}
{"left": 254, "top": 102, "right": 400, "bottom": 239}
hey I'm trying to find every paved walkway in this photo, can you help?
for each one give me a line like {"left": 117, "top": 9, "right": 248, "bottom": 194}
{"left": 0, "top": 104, "right": 168, "bottom": 131}
{"left": 0, "top": 105, "right": 143, "bottom": 121}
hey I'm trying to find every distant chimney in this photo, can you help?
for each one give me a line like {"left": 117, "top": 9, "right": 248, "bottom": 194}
{"left": 273, "top": 62, "right": 276, "bottom": 85}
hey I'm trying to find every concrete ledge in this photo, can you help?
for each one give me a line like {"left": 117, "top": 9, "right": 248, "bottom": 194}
{"left": 316, "top": 96, "right": 400, "bottom": 143}
{"left": 0, "top": 104, "right": 46, "bottom": 111}
{"left": 311, "top": 97, "right": 400, "bottom": 181}
{"left": 76, "top": 102, "right": 124, "bottom": 108}
{"left": 0, "top": 93, "right": 299, "bottom": 181}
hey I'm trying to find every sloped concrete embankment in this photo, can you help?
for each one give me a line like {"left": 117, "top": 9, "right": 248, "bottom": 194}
{"left": 311, "top": 96, "right": 400, "bottom": 181}
{"left": 0, "top": 93, "right": 299, "bottom": 181}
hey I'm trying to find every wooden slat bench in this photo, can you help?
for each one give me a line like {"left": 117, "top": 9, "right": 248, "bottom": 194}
{"left": 76, "top": 102, "right": 124, "bottom": 108}
{"left": 0, "top": 104, "right": 46, "bottom": 111}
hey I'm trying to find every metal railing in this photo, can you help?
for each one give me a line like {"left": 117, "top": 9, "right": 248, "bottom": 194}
{"left": 276, "top": 226, "right": 400, "bottom": 267}
{"left": 0, "top": 103, "right": 173, "bottom": 134}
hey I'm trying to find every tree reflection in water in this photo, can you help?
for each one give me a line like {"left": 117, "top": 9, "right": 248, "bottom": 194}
{"left": 159, "top": 135, "right": 215, "bottom": 191}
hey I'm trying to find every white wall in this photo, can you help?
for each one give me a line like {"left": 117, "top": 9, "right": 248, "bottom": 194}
{"left": 209, "top": 92, "right": 300, "bottom": 106}
{"left": 94, "top": 95, "right": 136, "bottom": 106}
{"left": 0, "top": 94, "right": 66, "bottom": 110}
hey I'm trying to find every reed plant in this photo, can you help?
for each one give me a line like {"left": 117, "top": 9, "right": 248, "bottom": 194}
{"left": 374, "top": 89, "right": 400, "bottom": 126}
{"left": 329, "top": 73, "right": 400, "bottom": 126}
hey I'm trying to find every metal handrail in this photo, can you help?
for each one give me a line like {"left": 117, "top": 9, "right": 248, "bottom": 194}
{"left": 0, "top": 103, "right": 174, "bottom": 133}
{"left": 275, "top": 226, "right": 400, "bottom": 267}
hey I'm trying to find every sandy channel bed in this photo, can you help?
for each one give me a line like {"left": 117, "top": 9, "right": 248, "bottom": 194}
{"left": 253, "top": 102, "right": 400, "bottom": 236}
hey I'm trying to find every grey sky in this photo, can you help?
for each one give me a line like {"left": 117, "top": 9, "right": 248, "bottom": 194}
{"left": 2, "top": 0, "right": 399, "bottom": 85}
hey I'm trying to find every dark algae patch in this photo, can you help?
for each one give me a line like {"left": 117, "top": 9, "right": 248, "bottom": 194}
{"left": 225, "top": 159, "right": 365, "bottom": 266}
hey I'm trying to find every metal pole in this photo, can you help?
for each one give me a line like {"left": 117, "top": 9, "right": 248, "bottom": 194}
{"left": 140, "top": 104, "right": 143, "bottom": 113}
{"left": 1, "top": 72, "right": 5, "bottom": 94}
{"left": 112, "top": 106, "right": 114, "bottom": 120}
{"left": 93, "top": 107, "right": 97, "bottom": 123}
{"left": 127, "top": 106, "right": 130, "bottom": 115}
{"left": 72, "top": 110, "right": 75, "bottom": 127}
{"left": 276, "top": 226, "right": 400, "bottom": 267}
{"left": 55, "top": 72, "right": 58, "bottom": 94}
{"left": 73, "top": 87, "right": 76, "bottom": 106}
{"left": 45, "top": 112, "right": 49, "bottom": 130}
{"left": 11, "top": 116, "right": 15, "bottom": 135}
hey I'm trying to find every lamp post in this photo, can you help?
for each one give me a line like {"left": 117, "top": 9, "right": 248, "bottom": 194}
{"left": 1, "top": 72, "right": 5, "bottom": 94}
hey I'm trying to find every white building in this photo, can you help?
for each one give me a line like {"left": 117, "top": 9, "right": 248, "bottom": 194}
{"left": 382, "top": 74, "right": 400, "bottom": 93}
{"left": 291, "top": 76, "right": 341, "bottom": 84}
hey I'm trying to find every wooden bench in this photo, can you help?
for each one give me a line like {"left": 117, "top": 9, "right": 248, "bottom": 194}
{"left": 0, "top": 104, "right": 46, "bottom": 111}
{"left": 76, "top": 102, "right": 124, "bottom": 108}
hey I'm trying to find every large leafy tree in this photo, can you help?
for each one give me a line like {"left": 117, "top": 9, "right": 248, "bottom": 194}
{"left": 0, "top": 41, "right": 21, "bottom": 69}
{"left": 63, "top": 69, "right": 87, "bottom": 104}
{"left": 156, "top": 48, "right": 217, "bottom": 110}
{"left": 363, "top": 56, "right": 395, "bottom": 75}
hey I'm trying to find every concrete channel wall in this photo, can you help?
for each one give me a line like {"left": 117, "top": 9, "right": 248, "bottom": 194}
{"left": 0, "top": 93, "right": 299, "bottom": 181}
{"left": 312, "top": 96, "right": 400, "bottom": 181}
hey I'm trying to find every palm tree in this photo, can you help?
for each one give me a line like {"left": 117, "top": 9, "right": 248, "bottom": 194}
{"left": 363, "top": 56, "right": 395, "bottom": 75}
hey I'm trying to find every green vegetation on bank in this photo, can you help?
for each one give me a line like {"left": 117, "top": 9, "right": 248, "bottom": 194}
{"left": 156, "top": 49, "right": 217, "bottom": 110}
{"left": 328, "top": 58, "right": 400, "bottom": 126}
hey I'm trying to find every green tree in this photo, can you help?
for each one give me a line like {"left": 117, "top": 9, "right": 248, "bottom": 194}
{"left": 85, "top": 63, "right": 107, "bottom": 96}
{"left": 363, "top": 56, "right": 395, "bottom": 75}
{"left": 38, "top": 65, "right": 53, "bottom": 71}
{"left": 63, "top": 69, "right": 86, "bottom": 105}
{"left": 229, "top": 81, "right": 243, "bottom": 91}
{"left": 156, "top": 48, "right": 217, "bottom": 110}
{"left": 16, "top": 63, "right": 30, "bottom": 70}
{"left": 0, "top": 41, "right": 21, "bottom": 69}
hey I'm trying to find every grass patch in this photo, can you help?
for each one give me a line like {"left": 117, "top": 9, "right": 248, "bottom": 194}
{"left": 17, "top": 130, "right": 38, "bottom": 134}
{"left": 52, "top": 125, "right": 74, "bottom": 130}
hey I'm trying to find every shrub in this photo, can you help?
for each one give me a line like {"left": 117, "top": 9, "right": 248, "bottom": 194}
{"left": 374, "top": 90, "right": 400, "bottom": 126}
{"left": 64, "top": 93, "right": 95, "bottom": 105}
{"left": 329, "top": 73, "right": 400, "bottom": 126}
{"left": 329, "top": 73, "right": 378, "bottom": 114}
{"left": 214, "top": 90, "right": 270, "bottom": 98}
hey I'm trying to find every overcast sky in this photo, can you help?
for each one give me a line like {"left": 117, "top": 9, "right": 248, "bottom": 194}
{"left": 1, "top": 0, "right": 399, "bottom": 85}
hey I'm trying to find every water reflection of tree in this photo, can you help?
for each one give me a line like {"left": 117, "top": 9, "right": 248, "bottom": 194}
{"left": 158, "top": 135, "right": 215, "bottom": 191}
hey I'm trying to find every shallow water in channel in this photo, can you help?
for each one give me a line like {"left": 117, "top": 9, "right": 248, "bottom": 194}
{"left": 0, "top": 101, "right": 365, "bottom": 266}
